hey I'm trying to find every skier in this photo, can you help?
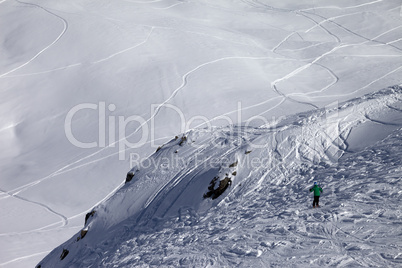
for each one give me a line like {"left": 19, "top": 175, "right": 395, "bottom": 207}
{"left": 309, "top": 181, "right": 323, "bottom": 208}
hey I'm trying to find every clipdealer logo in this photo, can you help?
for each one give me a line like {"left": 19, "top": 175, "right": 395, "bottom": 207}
{"left": 64, "top": 102, "right": 271, "bottom": 161}
{"left": 64, "top": 101, "right": 342, "bottom": 165}
{"left": 64, "top": 102, "right": 148, "bottom": 152}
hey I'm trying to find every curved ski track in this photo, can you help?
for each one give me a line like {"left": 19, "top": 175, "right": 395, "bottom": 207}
{"left": 0, "top": 0, "right": 68, "bottom": 78}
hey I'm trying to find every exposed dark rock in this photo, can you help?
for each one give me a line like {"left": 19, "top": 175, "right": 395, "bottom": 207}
{"left": 212, "top": 177, "right": 232, "bottom": 200}
{"left": 80, "top": 229, "right": 88, "bottom": 239}
{"left": 125, "top": 172, "right": 135, "bottom": 183}
{"left": 60, "top": 249, "right": 69, "bottom": 260}
{"left": 179, "top": 136, "right": 187, "bottom": 146}
{"left": 203, "top": 176, "right": 232, "bottom": 200}
{"left": 203, "top": 177, "right": 218, "bottom": 199}
{"left": 229, "top": 161, "right": 238, "bottom": 168}
{"left": 85, "top": 210, "right": 96, "bottom": 225}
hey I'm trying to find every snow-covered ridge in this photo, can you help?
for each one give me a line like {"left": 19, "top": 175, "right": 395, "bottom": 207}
{"left": 38, "top": 86, "right": 402, "bottom": 267}
{"left": 2, "top": 0, "right": 402, "bottom": 266}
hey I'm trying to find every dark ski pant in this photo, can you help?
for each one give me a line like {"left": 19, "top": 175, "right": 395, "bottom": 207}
{"left": 313, "top": 196, "right": 320, "bottom": 207}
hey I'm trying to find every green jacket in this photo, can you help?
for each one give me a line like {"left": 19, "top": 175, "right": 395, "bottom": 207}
{"left": 310, "top": 185, "right": 323, "bottom": 196}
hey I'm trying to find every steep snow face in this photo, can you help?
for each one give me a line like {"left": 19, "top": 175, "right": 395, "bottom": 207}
{"left": 38, "top": 87, "right": 402, "bottom": 267}
{"left": 1, "top": 0, "right": 402, "bottom": 266}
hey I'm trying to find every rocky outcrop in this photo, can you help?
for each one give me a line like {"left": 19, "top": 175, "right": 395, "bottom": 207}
{"left": 60, "top": 249, "right": 69, "bottom": 260}
{"left": 125, "top": 172, "right": 135, "bottom": 183}
{"left": 179, "top": 136, "right": 187, "bottom": 146}
{"left": 203, "top": 176, "right": 232, "bottom": 200}
{"left": 85, "top": 210, "right": 96, "bottom": 225}
{"left": 203, "top": 159, "right": 238, "bottom": 200}
{"left": 212, "top": 177, "right": 232, "bottom": 199}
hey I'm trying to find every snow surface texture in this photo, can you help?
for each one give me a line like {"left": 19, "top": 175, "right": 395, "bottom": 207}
{"left": 39, "top": 87, "right": 402, "bottom": 267}
{"left": 0, "top": 0, "right": 401, "bottom": 267}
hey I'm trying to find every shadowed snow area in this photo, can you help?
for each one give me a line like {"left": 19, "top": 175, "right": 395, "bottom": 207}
{"left": 0, "top": 0, "right": 401, "bottom": 267}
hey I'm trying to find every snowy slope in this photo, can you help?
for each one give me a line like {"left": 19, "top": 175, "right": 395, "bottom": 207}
{"left": 0, "top": 0, "right": 402, "bottom": 267}
{"left": 38, "top": 86, "right": 402, "bottom": 267}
